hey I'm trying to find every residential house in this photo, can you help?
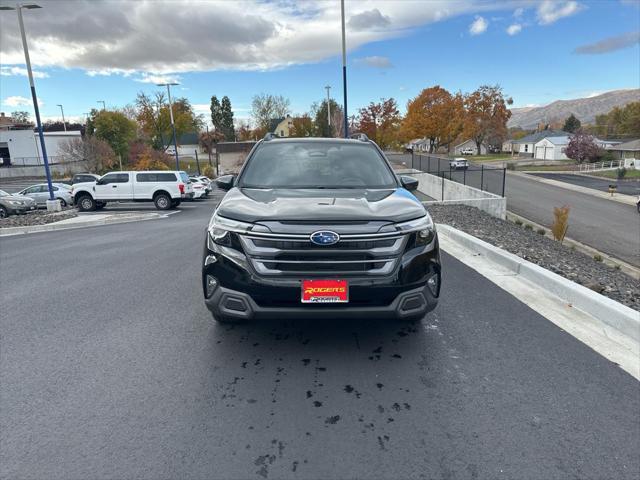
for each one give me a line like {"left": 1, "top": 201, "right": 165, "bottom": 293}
{"left": 166, "top": 132, "right": 205, "bottom": 157}
{"left": 533, "top": 136, "right": 570, "bottom": 160}
{"left": 513, "top": 130, "right": 568, "bottom": 156}
{"left": 606, "top": 139, "right": 640, "bottom": 168}
{"left": 453, "top": 139, "right": 487, "bottom": 155}
{"left": 270, "top": 115, "right": 294, "bottom": 137}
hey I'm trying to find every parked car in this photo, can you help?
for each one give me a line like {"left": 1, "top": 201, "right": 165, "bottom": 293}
{"left": 71, "top": 170, "right": 194, "bottom": 211}
{"left": 459, "top": 148, "right": 474, "bottom": 155}
{"left": 191, "top": 181, "right": 207, "bottom": 199}
{"left": 190, "top": 176, "right": 211, "bottom": 195}
{"left": 450, "top": 158, "right": 469, "bottom": 170}
{"left": 202, "top": 134, "right": 441, "bottom": 323}
{"left": 0, "top": 189, "right": 37, "bottom": 218}
{"left": 71, "top": 173, "right": 100, "bottom": 185}
{"left": 16, "top": 183, "right": 73, "bottom": 207}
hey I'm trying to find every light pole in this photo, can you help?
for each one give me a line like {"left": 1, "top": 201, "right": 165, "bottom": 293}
{"left": 0, "top": 3, "right": 57, "bottom": 207}
{"left": 97, "top": 100, "right": 106, "bottom": 110}
{"left": 325, "top": 85, "right": 331, "bottom": 134}
{"left": 341, "top": 0, "right": 348, "bottom": 138}
{"left": 56, "top": 104, "right": 66, "bottom": 131}
{"left": 157, "top": 82, "right": 180, "bottom": 170}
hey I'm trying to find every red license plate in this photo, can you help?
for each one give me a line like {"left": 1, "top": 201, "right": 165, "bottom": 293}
{"left": 301, "top": 279, "right": 348, "bottom": 303}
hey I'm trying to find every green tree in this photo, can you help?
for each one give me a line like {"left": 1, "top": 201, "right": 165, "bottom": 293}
{"left": 563, "top": 114, "right": 581, "bottom": 133}
{"left": 220, "top": 96, "right": 235, "bottom": 141}
{"left": 313, "top": 99, "right": 342, "bottom": 137}
{"left": 289, "top": 114, "right": 315, "bottom": 137}
{"left": 10, "top": 111, "right": 30, "bottom": 123}
{"left": 93, "top": 110, "right": 137, "bottom": 159}
{"left": 210, "top": 96, "right": 223, "bottom": 133}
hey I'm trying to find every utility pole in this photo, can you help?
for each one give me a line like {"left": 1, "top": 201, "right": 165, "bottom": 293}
{"left": 325, "top": 85, "right": 331, "bottom": 135}
{"left": 205, "top": 125, "right": 212, "bottom": 166}
{"left": 0, "top": 3, "right": 57, "bottom": 208}
{"left": 157, "top": 82, "right": 180, "bottom": 170}
{"left": 97, "top": 100, "right": 106, "bottom": 110}
{"left": 57, "top": 104, "right": 66, "bottom": 131}
{"left": 341, "top": 0, "right": 348, "bottom": 138}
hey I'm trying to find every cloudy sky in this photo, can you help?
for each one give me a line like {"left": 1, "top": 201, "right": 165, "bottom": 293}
{"left": 0, "top": 0, "right": 638, "bottom": 125}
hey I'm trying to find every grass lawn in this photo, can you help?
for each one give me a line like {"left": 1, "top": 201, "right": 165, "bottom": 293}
{"left": 589, "top": 169, "right": 640, "bottom": 180}
{"left": 468, "top": 154, "right": 513, "bottom": 162}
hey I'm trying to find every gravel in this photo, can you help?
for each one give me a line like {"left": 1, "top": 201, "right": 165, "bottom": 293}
{"left": 428, "top": 204, "right": 640, "bottom": 311}
{"left": 0, "top": 209, "right": 77, "bottom": 229}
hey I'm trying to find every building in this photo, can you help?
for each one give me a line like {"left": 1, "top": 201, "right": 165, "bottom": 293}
{"left": 216, "top": 141, "right": 256, "bottom": 175}
{"left": 0, "top": 130, "right": 82, "bottom": 167}
{"left": 166, "top": 132, "right": 205, "bottom": 157}
{"left": 533, "top": 136, "right": 570, "bottom": 160}
{"left": 513, "top": 130, "right": 568, "bottom": 156}
{"left": 270, "top": 116, "right": 294, "bottom": 137}
{"left": 453, "top": 139, "right": 487, "bottom": 155}
{"left": 606, "top": 139, "right": 640, "bottom": 168}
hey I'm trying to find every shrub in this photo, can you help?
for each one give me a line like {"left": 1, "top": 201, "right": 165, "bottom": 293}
{"left": 593, "top": 254, "right": 603, "bottom": 262}
{"left": 616, "top": 167, "right": 627, "bottom": 179}
{"left": 551, "top": 205, "right": 570, "bottom": 243}
{"left": 506, "top": 163, "right": 516, "bottom": 171}
{"left": 596, "top": 148, "right": 615, "bottom": 163}
{"left": 514, "top": 219, "right": 523, "bottom": 226}
{"left": 536, "top": 228, "right": 546, "bottom": 235}
{"left": 202, "top": 165, "right": 216, "bottom": 179}
{"left": 524, "top": 224, "right": 533, "bottom": 230}
{"left": 614, "top": 264, "right": 621, "bottom": 270}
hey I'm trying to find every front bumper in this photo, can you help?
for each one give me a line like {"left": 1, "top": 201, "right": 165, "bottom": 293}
{"left": 6, "top": 204, "right": 37, "bottom": 214}
{"left": 202, "top": 232, "right": 441, "bottom": 321}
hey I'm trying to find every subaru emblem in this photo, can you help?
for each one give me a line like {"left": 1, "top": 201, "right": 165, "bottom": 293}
{"left": 310, "top": 230, "right": 340, "bottom": 246}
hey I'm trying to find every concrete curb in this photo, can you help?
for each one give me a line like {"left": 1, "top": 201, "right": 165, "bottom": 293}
{"left": 0, "top": 212, "right": 165, "bottom": 236}
{"left": 508, "top": 171, "right": 636, "bottom": 206}
{"left": 437, "top": 223, "right": 640, "bottom": 343}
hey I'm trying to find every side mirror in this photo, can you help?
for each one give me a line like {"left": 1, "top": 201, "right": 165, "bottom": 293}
{"left": 400, "top": 175, "right": 419, "bottom": 192}
{"left": 215, "top": 175, "right": 235, "bottom": 191}
{"left": 95, "top": 179, "right": 104, "bottom": 186}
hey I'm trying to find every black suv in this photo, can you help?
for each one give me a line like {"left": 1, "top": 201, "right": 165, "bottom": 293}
{"left": 202, "top": 135, "right": 441, "bottom": 323}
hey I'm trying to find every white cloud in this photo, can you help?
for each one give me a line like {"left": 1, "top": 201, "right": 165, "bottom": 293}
{"left": 536, "top": 1, "right": 583, "bottom": 25}
{"left": 0, "top": 1, "right": 517, "bottom": 75}
{"left": 506, "top": 24, "right": 522, "bottom": 35}
{"left": 0, "top": 66, "right": 49, "bottom": 78}
{"left": 135, "top": 73, "right": 181, "bottom": 84}
{"left": 513, "top": 7, "right": 524, "bottom": 18}
{"left": 3, "top": 95, "right": 32, "bottom": 107}
{"left": 469, "top": 16, "right": 488, "bottom": 35}
{"left": 354, "top": 56, "right": 393, "bottom": 68}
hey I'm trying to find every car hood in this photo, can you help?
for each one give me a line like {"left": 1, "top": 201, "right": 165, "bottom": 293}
{"left": 216, "top": 187, "right": 426, "bottom": 224}
{"left": 6, "top": 194, "right": 35, "bottom": 202}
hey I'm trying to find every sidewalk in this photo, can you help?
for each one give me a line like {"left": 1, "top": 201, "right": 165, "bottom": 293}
{"left": 0, "top": 211, "right": 167, "bottom": 236}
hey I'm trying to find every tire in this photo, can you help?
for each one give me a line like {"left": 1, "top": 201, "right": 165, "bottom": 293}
{"left": 154, "top": 192, "right": 171, "bottom": 210}
{"left": 77, "top": 195, "right": 96, "bottom": 212}
{"left": 57, "top": 198, "right": 67, "bottom": 207}
{"left": 170, "top": 200, "right": 181, "bottom": 208}
{"left": 211, "top": 313, "right": 246, "bottom": 324}
{"left": 0, "top": 206, "right": 8, "bottom": 219}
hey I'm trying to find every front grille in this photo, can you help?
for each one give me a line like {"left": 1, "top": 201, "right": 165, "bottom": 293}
{"left": 239, "top": 232, "right": 406, "bottom": 276}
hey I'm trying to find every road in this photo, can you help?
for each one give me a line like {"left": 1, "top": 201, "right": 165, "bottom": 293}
{"left": 529, "top": 172, "right": 640, "bottom": 196}
{"left": 387, "top": 153, "right": 640, "bottom": 266}
{"left": 1, "top": 191, "right": 639, "bottom": 479}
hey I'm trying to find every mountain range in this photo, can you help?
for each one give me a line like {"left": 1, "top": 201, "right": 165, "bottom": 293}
{"left": 508, "top": 89, "right": 639, "bottom": 129}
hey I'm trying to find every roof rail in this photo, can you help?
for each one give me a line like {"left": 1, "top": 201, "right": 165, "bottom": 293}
{"left": 263, "top": 132, "right": 280, "bottom": 141}
{"left": 349, "top": 132, "right": 369, "bottom": 142}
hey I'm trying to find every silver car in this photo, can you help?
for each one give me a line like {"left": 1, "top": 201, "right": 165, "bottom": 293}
{"left": 0, "top": 189, "right": 37, "bottom": 218}
{"left": 16, "top": 183, "right": 73, "bottom": 208}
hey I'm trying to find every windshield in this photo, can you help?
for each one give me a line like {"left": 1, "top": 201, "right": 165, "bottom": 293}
{"left": 239, "top": 142, "right": 397, "bottom": 189}
{"left": 179, "top": 172, "right": 190, "bottom": 183}
{"left": 0, "top": 190, "right": 9, "bottom": 196}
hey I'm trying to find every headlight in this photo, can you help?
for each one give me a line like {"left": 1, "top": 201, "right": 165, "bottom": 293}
{"left": 207, "top": 213, "right": 253, "bottom": 248}
{"left": 396, "top": 213, "right": 435, "bottom": 246}
{"left": 8, "top": 200, "right": 22, "bottom": 206}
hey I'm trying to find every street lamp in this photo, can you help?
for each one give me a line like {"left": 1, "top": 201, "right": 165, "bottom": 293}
{"left": 325, "top": 85, "right": 331, "bottom": 133}
{"left": 56, "top": 104, "right": 66, "bottom": 132}
{"left": 97, "top": 100, "right": 106, "bottom": 110}
{"left": 341, "top": 0, "right": 349, "bottom": 138}
{"left": 0, "top": 3, "right": 58, "bottom": 208}
{"left": 156, "top": 82, "right": 180, "bottom": 170}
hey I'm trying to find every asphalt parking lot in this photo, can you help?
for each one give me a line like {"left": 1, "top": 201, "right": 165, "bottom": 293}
{"left": 1, "top": 190, "right": 639, "bottom": 479}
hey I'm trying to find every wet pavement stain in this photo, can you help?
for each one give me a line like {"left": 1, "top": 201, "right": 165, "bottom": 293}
{"left": 376, "top": 383, "right": 384, "bottom": 390}
{"left": 313, "top": 401, "right": 323, "bottom": 408}
{"left": 306, "top": 390, "right": 313, "bottom": 399}
{"left": 325, "top": 415, "right": 341, "bottom": 425}
{"left": 302, "top": 359, "right": 311, "bottom": 366}
{"left": 392, "top": 354, "right": 402, "bottom": 359}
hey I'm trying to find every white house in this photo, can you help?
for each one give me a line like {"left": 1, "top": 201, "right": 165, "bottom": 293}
{"left": 514, "top": 130, "right": 567, "bottom": 156}
{"left": 0, "top": 130, "right": 82, "bottom": 167}
{"left": 453, "top": 139, "right": 486, "bottom": 155}
{"left": 534, "top": 136, "right": 570, "bottom": 160}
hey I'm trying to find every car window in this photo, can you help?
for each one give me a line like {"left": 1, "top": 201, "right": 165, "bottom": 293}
{"left": 239, "top": 142, "right": 397, "bottom": 189}
{"left": 53, "top": 186, "right": 59, "bottom": 192}
{"left": 136, "top": 173, "right": 177, "bottom": 182}
{"left": 101, "top": 173, "right": 129, "bottom": 184}
{"left": 22, "top": 186, "right": 40, "bottom": 194}
{"left": 179, "top": 172, "right": 190, "bottom": 183}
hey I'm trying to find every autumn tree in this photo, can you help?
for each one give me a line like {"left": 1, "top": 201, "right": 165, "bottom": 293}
{"left": 251, "top": 93, "right": 291, "bottom": 131}
{"left": 563, "top": 114, "right": 581, "bottom": 133}
{"left": 462, "top": 85, "right": 512, "bottom": 155}
{"left": 236, "top": 121, "right": 254, "bottom": 141}
{"left": 356, "top": 98, "right": 401, "bottom": 149}
{"left": 565, "top": 132, "right": 599, "bottom": 163}
{"left": 290, "top": 114, "right": 315, "bottom": 137}
{"left": 199, "top": 130, "right": 224, "bottom": 154}
{"left": 10, "top": 111, "right": 30, "bottom": 123}
{"left": 92, "top": 110, "right": 137, "bottom": 159}
{"left": 59, "top": 136, "right": 117, "bottom": 173}
{"left": 401, "top": 86, "right": 463, "bottom": 153}
{"left": 591, "top": 102, "right": 640, "bottom": 138}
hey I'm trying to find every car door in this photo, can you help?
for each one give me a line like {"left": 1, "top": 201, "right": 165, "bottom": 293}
{"left": 94, "top": 173, "right": 121, "bottom": 200}
{"left": 113, "top": 173, "right": 133, "bottom": 200}
{"left": 20, "top": 185, "right": 45, "bottom": 206}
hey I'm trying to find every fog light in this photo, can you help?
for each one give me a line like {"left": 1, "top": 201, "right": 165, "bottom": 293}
{"left": 204, "top": 254, "right": 217, "bottom": 266}
{"left": 427, "top": 274, "right": 439, "bottom": 297}
{"left": 206, "top": 275, "right": 218, "bottom": 298}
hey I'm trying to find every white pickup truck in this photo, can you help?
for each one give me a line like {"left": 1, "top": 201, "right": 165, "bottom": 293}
{"left": 71, "top": 170, "right": 194, "bottom": 211}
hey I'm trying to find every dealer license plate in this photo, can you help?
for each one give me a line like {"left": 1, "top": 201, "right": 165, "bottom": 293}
{"left": 301, "top": 279, "right": 348, "bottom": 303}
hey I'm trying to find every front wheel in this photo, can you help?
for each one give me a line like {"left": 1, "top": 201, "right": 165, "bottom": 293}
{"left": 77, "top": 195, "right": 96, "bottom": 212}
{"left": 0, "top": 206, "right": 8, "bottom": 219}
{"left": 57, "top": 198, "right": 67, "bottom": 207}
{"left": 154, "top": 193, "right": 171, "bottom": 210}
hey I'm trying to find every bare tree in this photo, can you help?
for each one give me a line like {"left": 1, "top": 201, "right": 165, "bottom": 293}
{"left": 250, "top": 93, "right": 291, "bottom": 130}
{"left": 59, "top": 136, "right": 117, "bottom": 173}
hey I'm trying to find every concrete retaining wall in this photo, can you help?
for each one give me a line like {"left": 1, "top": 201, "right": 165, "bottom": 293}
{"left": 412, "top": 172, "right": 506, "bottom": 219}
